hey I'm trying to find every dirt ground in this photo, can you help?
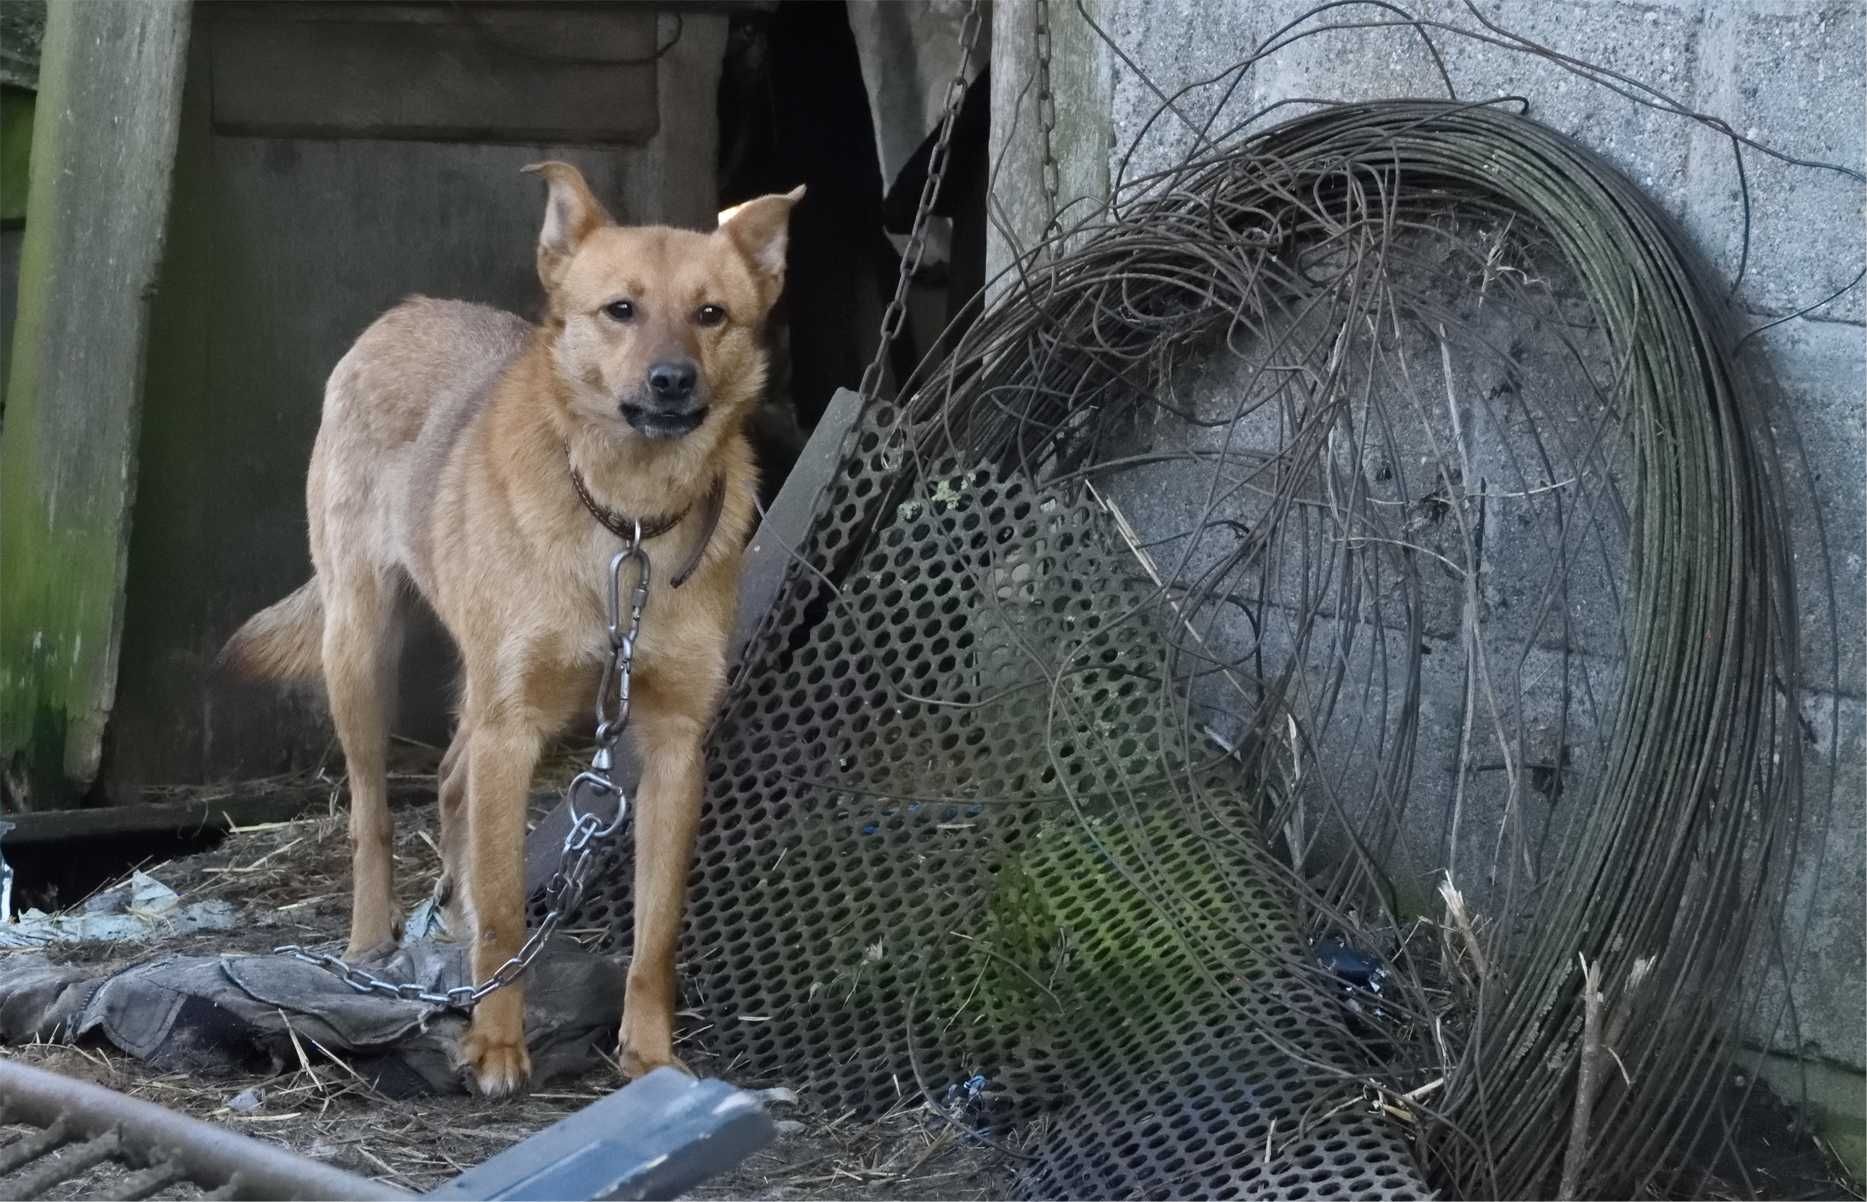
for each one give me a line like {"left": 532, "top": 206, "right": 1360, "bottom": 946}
{"left": 7, "top": 770, "right": 1854, "bottom": 1201}
{"left": 1, "top": 776, "right": 1014, "bottom": 1199}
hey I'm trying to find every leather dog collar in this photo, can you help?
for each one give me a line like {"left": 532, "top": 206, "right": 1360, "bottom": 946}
{"left": 568, "top": 462, "right": 727, "bottom": 589}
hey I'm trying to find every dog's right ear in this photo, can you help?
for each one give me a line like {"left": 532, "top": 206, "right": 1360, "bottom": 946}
{"left": 522, "top": 161, "right": 613, "bottom": 290}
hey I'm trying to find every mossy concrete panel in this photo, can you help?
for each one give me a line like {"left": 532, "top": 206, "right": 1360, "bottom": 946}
{"left": 0, "top": 0, "right": 190, "bottom": 808}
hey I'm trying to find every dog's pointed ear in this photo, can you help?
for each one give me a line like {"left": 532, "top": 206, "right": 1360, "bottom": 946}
{"left": 718, "top": 185, "right": 805, "bottom": 293}
{"left": 522, "top": 161, "right": 613, "bottom": 289}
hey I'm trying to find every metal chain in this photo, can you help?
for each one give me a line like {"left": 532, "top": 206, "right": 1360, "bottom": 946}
{"left": 856, "top": 0, "right": 986, "bottom": 407}
{"left": 1035, "top": 0, "right": 1063, "bottom": 246}
{"left": 278, "top": 526, "right": 651, "bottom": 1010}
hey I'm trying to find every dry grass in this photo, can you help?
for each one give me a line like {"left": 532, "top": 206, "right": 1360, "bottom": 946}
{"left": 1, "top": 767, "right": 1012, "bottom": 1198}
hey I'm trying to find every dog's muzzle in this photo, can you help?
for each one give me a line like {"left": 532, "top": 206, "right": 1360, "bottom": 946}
{"left": 621, "top": 404, "right": 708, "bottom": 439}
{"left": 622, "top": 359, "right": 707, "bottom": 440}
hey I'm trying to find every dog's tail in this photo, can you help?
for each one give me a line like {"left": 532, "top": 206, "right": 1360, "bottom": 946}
{"left": 219, "top": 581, "right": 324, "bottom": 682}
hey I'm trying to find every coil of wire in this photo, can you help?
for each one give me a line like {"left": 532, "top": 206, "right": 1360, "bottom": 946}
{"left": 870, "top": 98, "right": 1821, "bottom": 1198}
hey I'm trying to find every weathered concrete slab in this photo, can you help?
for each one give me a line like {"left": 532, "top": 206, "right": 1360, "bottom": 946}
{"left": 1746, "top": 691, "right": 1866, "bottom": 1069}
{"left": 1759, "top": 319, "right": 1867, "bottom": 696}
{"left": 1064, "top": 0, "right": 1867, "bottom": 1079}
{"left": 0, "top": 0, "right": 191, "bottom": 808}
{"left": 1256, "top": 0, "right": 1703, "bottom": 215}
{"left": 1104, "top": 0, "right": 1266, "bottom": 185}
{"left": 205, "top": 3, "right": 658, "bottom": 146}
{"left": 1687, "top": 2, "right": 1867, "bottom": 324}
{"left": 987, "top": 0, "right": 1113, "bottom": 293}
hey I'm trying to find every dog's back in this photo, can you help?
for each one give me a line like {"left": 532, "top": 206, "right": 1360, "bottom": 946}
{"left": 221, "top": 297, "right": 530, "bottom": 678}
{"left": 320, "top": 298, "right": 531, "bottom": 586}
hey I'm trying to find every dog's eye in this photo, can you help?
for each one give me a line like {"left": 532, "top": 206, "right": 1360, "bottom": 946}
{"left": 695, "top": 304, "right": 727, "bottom": 328}
{"left": 603, "top": 299, "right": 635, "bottom": 323}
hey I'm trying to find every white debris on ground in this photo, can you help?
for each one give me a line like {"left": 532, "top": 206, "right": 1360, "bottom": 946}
{"left": 0, "top": 868, "right": 240, "bottom": 949}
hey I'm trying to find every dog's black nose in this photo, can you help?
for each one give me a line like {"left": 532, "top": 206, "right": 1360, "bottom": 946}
{"left": 646, "top": 360, "right": 698, "bottom": 405}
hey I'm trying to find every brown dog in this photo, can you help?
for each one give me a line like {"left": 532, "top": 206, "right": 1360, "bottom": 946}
{"left": 222, "top": 162, "right": 802, "bottom": 1095}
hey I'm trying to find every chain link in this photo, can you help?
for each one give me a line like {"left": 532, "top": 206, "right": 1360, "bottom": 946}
{"left": 277, "top": 524, "right": 650, "bottom": 1010}
{"left": 856, "top": 0, "right": 986, "bottom": 407}
{"left": 1035, "top": 0, "right": 1063, "bottom": 246}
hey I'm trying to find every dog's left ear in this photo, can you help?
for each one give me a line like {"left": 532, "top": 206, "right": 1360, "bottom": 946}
{"left": 718, "top": 185, "right": 806, "bottom": 295}
{"left": 522, "top": 161, "right": 614, "bottom": 291}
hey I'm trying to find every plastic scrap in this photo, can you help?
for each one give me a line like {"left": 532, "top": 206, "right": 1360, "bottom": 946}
{"left": 0, "top": 869, "right": 239, "bottom": 949}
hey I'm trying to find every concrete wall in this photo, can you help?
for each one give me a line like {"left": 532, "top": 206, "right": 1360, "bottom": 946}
{"left": 989, "top": 0, "right": 1866, "bottom": 1138}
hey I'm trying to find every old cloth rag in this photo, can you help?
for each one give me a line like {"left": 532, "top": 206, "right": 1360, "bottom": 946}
{"left": 0, "top": 939, "right": 623, "bottom": 1097}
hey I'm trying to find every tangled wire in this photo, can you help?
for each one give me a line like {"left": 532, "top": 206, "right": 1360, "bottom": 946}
{"left": 565, "top": 9, "right": 1858, "bottom": 1200}
{"left": 872, "top": 94, "right": 1834, "bottom": 1196}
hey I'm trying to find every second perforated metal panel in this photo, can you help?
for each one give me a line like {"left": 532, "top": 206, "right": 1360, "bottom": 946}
{"left": 545, "top": 446, "right": 1431, "bottom": 1200}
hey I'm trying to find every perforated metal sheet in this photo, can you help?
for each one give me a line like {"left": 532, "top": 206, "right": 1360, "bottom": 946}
{"left": 547, "top": 426, "right": 1433, "bottom": 1198}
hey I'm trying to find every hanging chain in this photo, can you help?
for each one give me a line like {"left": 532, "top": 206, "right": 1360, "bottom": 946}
{"left": 1035, "top": 0, "right": 1063, "bottom": 247}
{"left": 277, "top": 527, "right": 651, "bottom": 1010}
{"left": 856, "top": 0, "right": 986, "bottom": 407}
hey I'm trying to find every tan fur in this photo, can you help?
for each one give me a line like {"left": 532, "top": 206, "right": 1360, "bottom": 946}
{"left": 220, "top": 581, "right": 324, "bottom": 681}
{"left": 224, "top": 162, "right": 803, "bottom": 1096}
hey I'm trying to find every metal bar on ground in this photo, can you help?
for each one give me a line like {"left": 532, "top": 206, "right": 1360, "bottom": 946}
{"left": 0, "top": 1058, "right": 408, "bottom": 1201}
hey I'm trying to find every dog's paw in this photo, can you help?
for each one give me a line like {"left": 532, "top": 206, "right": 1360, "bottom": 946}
{"left": 462, "top": 1031, "right": 532, "bottom": 1097}
{"left": 342, "top": 929, "right": 400, "bottom": 962}
{"left": 617, "top": 1039, "right": 692, "bottom": 1081}
{"left": 344, "top": 899, "right": 406, "bottom": 960}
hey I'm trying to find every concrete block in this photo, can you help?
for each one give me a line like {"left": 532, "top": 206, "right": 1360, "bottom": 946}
{"left": 1103, "top": 0, "right": 1268, "bottom": 186}
{"left": 1104, "top": 325, "right": 1860, "bottom": 1055}
{"left": 1089, "top": 443, "right": 1627, "bottom": 919}
{"left": 1257, "top": 626, "right": 1621, "bottom": 924}
{"left": 1100, "top": 266, "right": 1642, "bottom": 663}
{"left": 1688, "top": 3, "right": 1866, "bottom": 323}
{"left": 1744, "top": 692, "right": 1866, "bottom": 1070}
{"left": 1757, "top": 318, "right": 1867, "bottom": 696}
{"left": 1250, "top": 0, "right": 1702, "bottom": 218}
{"left": 1093, "top": 0, "right": 1867, "bottom": 1104}
{"left": 1752, "top": 1050, "right": 1867, "bottom": 1177}
{"left": 987, "top": 0, "right": 1113, "bottom": 292}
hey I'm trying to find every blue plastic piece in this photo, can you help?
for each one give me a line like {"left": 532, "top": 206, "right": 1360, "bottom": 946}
{"left": 423, "top": 1069, "right": 773, "bottom": 1201}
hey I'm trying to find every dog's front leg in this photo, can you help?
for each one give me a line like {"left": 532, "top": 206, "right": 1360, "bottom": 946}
{"left": 618, "top": 688, "right": 710, "bottom": 1078}
{"left": 459, "top": 716, "right": 544, "bottom": 1096}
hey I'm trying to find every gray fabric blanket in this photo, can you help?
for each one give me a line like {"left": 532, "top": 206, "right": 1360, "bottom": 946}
{"left": 0, "top": 939, "right": 624, "bottom": 1097}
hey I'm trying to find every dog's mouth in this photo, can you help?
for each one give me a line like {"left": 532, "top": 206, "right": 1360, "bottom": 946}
{"left": 620, "top": 404, "right": 709, "bottom": 440}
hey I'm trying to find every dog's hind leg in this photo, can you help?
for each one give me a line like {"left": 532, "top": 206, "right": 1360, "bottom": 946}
{"left": 321, "top": 567, "right": 408, "bottom": 959}
{"left": 431, "top": 710, "right": 472, "bottom": 937}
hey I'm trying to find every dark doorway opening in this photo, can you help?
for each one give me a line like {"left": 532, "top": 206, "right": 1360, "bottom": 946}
{"left": 717, "top": 1, "right": 990, "bottom": 508}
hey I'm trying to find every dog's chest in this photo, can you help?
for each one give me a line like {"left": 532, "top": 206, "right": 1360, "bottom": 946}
{"left": 559, "top": 541, "right": 688, "bottom": 673}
